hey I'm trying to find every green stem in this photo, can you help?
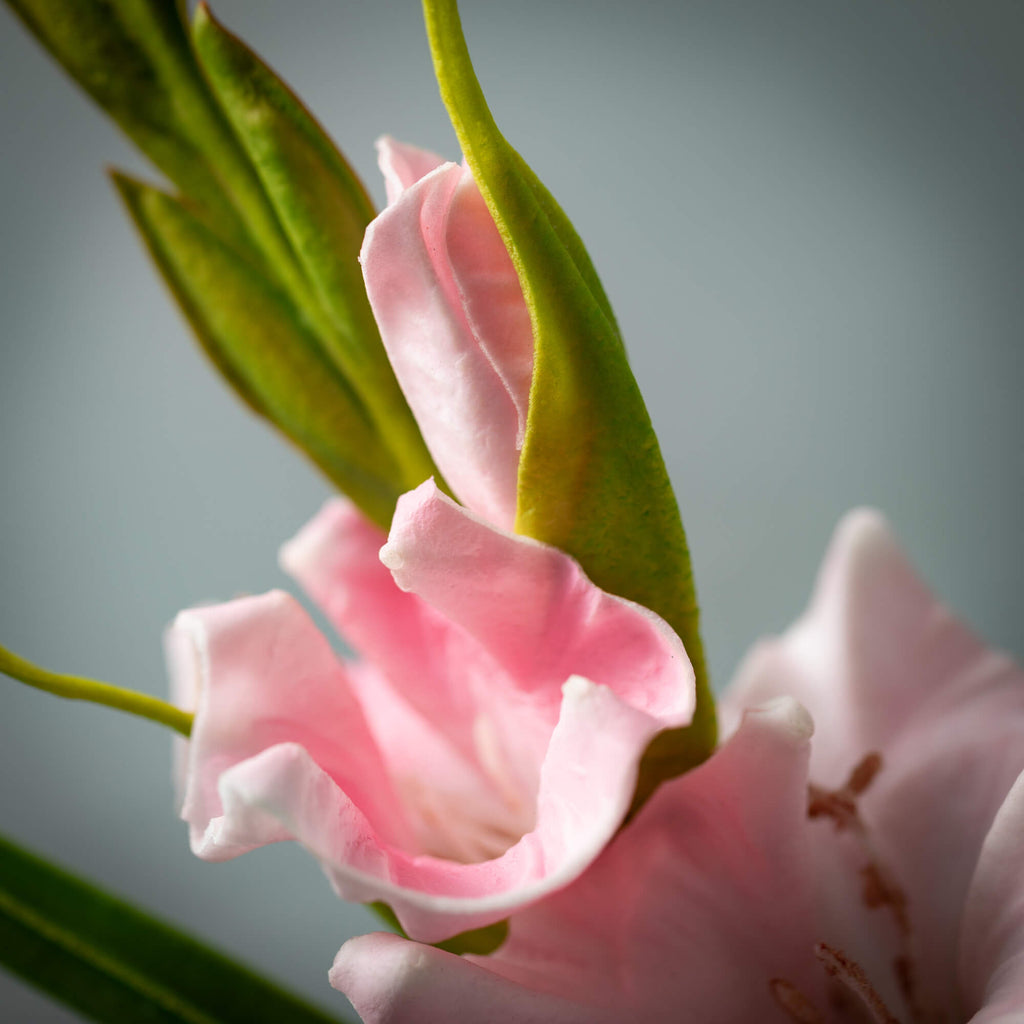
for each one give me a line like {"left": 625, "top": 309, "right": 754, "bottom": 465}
{"left": 0, "top": 645, "right": 192, "bottom": 737}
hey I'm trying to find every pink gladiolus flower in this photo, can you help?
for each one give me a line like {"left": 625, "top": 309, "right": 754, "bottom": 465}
{"left": 362, "top": 137, "right": 535, "bottom": 531}
{"left": 332, "top": 510, "right": 1024, "bottom": 1022}
{"left": 168, "top": 480, "right": 694, "bottom": 942}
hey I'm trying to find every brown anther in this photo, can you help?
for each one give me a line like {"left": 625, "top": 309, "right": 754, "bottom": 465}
{"left": 847, "top": 752, "right": 883, "bottom": 795}
{"left": 770, "top": 978, "right": 825, "bottom": 1023}
{"left": 808, "top": 783, "right": 859, "bottom": 830}
{"left": 809, "top": 752, "right": 885, "bottom": 831}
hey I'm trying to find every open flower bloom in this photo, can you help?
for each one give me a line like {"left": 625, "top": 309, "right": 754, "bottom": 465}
{"left": 362, "top": 137, "right": 535, "bottom": 532}
{"left": 168, "top": 480, "right": 694, "bottom": 942}
{"left": 333, "top": 510, "right": 1024, "bottom": 1021}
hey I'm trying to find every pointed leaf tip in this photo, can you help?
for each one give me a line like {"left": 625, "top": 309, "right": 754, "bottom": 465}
{"left": 192, "top": 3, "right": 439, "bottom": 495}
{"left": 113, "top": 171, "right": 403, "bottom": 529}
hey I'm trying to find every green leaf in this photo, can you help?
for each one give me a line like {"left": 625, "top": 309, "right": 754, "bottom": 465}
{"left": 114, "top": 171, "right": 402, "bottom": 530}
{"left": 5, "top": 0, "right": 337, "bottom": 364}
{"left": 422, "top": 0, "right": 716, "bottom": 780}
{"left": 4, "top": 0, "right": 265, "bottom": 264}
{"left": 8, "top": 0, "right": 437, "bottom": 520}
{"left": 191, "top": 4, "right": 437, "bottom": 495}
{"left": 0, "top": 832, "right": 350, "bottom": 1023}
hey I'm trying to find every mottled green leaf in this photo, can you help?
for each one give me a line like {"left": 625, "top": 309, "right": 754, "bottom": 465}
{"left": 191, "top": 4, "right": 437, "bottom": 494}
{"left": 0, "top": 832, "right": 350, "bottom": 1023}
{"left": 114, "top": 171, "right": 402, "bottom": 529}
{"left": 422, "top": 0, "right": 716, "bottom": 779}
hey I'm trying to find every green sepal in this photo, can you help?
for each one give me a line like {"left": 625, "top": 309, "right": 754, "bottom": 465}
{"left": 190, "top": 4, "right": 437, "bottom": 495}
{"left": 422, "top": 0, "right": 716, "bottom": 780}
{"left": 369, "top": 902, "right": 508, "bottom": 958}
{"left": 113, "top": 171, "right": 402, "bottom": 530}
{"left": 0, "top": 832, "right": 350, "bottom": 1023}
{"left": 434, "top": 919, "right": 509, "bottom": 957}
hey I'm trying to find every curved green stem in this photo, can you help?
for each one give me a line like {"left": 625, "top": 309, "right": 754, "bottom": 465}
{"left": 0, "top": 645, "right": 192, "bottom": 737}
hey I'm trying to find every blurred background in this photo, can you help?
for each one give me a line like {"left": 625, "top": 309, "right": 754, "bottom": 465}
{"left": 1, "top": 1, "right": 1022, "bottom": 1019}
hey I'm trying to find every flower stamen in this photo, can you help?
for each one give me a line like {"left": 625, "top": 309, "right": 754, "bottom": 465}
{"left": 808, "top": 753, "right": 939, "bottom": 1024}
{"left": 769, "top": 977, "right": 826, "bottom": 1023}
{"left": 816, "top": 943, "right": 901, "bottom": 1024}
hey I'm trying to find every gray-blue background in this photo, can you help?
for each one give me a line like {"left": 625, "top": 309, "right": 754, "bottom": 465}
{"left": 2, "top": 2, "right": 1022, "bottom": 1019}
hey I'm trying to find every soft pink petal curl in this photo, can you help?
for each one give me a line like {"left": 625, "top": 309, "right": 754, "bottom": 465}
{"left": 362, "top": 139, "right": 534, "bottom": 529}
{"left": 172, "top": 485, "right": 693, "bottom": 942}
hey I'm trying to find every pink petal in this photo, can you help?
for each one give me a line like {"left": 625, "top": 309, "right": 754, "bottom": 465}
{"left": 182, "top": 490, "right": 694, "bottom": 942}
{"left": 362, "top": 149, "right": 534, "bottom": 529}
{"left": 725, "top": 508, "right": 1024, "bottom": 1013}
{"left": 332, "top": 932, "right": 593, "bottom": 1024}
{"left": 332, "top": 699, "right": 822, "bottom": 1022}
{"left": 167, "top": 591, "right": 411, "bottom": 858}
{"left": 343, "top": 660, "right": 531, "bottom": 864}
{"left": 282, "top": 482, "right": 693, "bottom": 826}
{"left": 279, "top": 495, "right": 463, "bottom": 730}
{"left": 960, "top": 768, "right": 1024, "bottom": 1022}
{"left": 336, "top": 671, "right": 688, "bottom": 943}
{"left": 380, "top": 481, "right": 694, "bottom": 729}
{"left": 376, "top": 136, "right": 446, "bottom": 205}
{"left": 182, "top": 667, "right": 692, "bottom": 945}
{"left": 281, "top": 503, "right": 540, "bottom": 861}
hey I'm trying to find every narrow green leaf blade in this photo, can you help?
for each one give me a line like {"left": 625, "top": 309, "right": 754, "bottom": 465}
{"left": 191, "top": 4, "right": 437, "bottom": 494}
{"left": 0, "top": 833, "right": 349, "bottom": 1023}
{"left": 5, "top": 0, "right": 248, "bottom": 256}
{"left": 114, "top": 171, "right": 403, "bottom": 529}
{"left": 423, "top": 0, "right": 716, "bottom": 775}
{"left": 6, "top": 0, "right": 324, "bottom": 310}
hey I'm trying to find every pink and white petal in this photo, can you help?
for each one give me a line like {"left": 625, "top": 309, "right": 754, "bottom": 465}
{"left": 279, "top": 497, "right": 470, "bottom": 718}
{"left": 167, "top": 591, "right": 410, "bottom": 858}
{"left": 362, "top": 163, "right": 523, "bottom": 529}
{"left": 724, "top": 508, "right": 1024, "bottom": 1012}
{"left": 525, "top": 676, "right": 685, "bottom": 877}
{"left": 308, "top": 675, "right": 688, "bottom": 944}
{"left": 200, "top": 675, "right": 680, "bottom": 945}
{"left": 446, "top": 168, "right": 534, "bottom": 440}
{"left": 204, "top": 742, "right": 393, "bottom": 876}
{"left": 280, "top": 496, "right": 509, "bottom": 770}
{"left": 332, "top": 699, "right": 823, "bottom": 1021}
{"left": 862, "top": 664, "right": 1024, "bottom": 1015}
{"left": 381, "top": 481, "right": 694, "bottom": 727}
{"left": 959, "top": 768, "right": 1024, "bottom": 1023}
{"left": 376, "top": 136, "right": 446, "bottom": 205}
{"left": 332, "top": 933, "right": 597, "bottom": 1024}
{"left": 280, "top": 488, "right": 693, "bottom": 873}
{"left": 345, "top": 660, "right": 531, "bottom": 864}
{"left": 725, "top": 508, "right": 1021, "bottom": 783}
